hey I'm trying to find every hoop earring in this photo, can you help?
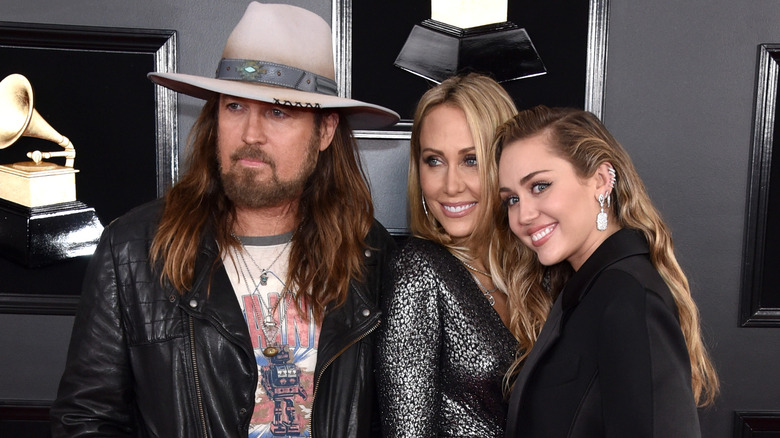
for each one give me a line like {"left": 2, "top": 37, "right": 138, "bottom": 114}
{"left": 422, "top": 194, "right": 429, "bottom": 218}
{"left": 597, "top": 193, "right": 608, "bottom": 231}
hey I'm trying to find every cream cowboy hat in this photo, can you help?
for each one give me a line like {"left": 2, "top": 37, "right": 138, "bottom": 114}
{"left": 148, "top": 2, "right": 399, "bottom": 130}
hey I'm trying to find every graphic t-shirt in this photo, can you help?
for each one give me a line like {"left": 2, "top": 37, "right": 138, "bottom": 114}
{"left": 224, "top": 233, "right": 320, "bottom": 438}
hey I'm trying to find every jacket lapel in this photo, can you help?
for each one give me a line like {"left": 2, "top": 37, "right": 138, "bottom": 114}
{"left": 179, "top": 234, "right": 254, "bottom": 351}
{"left": 561, "top": 228, "right": 649, "bottom": 309}
{"left": 505, "top": 293, "right": 564, "bottom": 436}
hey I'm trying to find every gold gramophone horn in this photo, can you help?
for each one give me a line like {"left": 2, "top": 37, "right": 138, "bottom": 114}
{"left": 0, "top": 73, "right": 75, "bottom": 168}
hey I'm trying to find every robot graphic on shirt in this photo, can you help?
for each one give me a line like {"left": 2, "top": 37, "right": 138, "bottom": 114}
{"left": 261, "top": 348, "right": 308, "bottom": 436}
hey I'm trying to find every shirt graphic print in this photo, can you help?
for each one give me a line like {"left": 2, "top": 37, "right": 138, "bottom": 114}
{"left": 225, "top": 233, "right": 321, "bottom": 438}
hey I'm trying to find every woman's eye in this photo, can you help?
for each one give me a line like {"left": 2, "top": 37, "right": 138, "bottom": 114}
{"left": 464, "top": 154, "right": 478, "bottom": 166}
{"left": 424, "top": 156, "right": 443, "bottom": 167}
{"left": 503, "top": 195, "right": 519, "bottom": 207}
{"left": 531, "top": 182, "right": 551, "bottom": 194}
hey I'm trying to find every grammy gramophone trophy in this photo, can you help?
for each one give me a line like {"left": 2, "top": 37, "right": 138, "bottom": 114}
{"left": 0, "top": 73, "right": 103, "bottom": 267}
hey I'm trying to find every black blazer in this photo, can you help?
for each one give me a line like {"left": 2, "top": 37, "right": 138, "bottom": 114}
{"left": 505, "top": 229, "right": 701, "bottom": 438}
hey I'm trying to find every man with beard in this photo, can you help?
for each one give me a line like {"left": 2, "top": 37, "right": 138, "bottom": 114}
{"left": 50, "top": 3, "right": 399, "bottom": 438}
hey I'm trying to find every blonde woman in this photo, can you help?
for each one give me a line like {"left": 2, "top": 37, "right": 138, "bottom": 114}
{"left": 376, "top": 73, "right": 545, "bottom": 437}
{"left": 496, "top": 105, "right": 719, "bottom": 437}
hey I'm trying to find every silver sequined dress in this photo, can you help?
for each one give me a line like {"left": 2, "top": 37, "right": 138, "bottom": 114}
{"left": 377, "top": 237, "right": 517, "bottom": 437}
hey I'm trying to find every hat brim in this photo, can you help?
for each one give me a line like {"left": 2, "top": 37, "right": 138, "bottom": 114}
{"left": 148, "top": 72, "right": 399, "bottom": 130}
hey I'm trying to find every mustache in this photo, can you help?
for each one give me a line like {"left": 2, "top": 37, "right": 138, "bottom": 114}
{"left": 229, "top": 145, "right": 275, "bottom": 169}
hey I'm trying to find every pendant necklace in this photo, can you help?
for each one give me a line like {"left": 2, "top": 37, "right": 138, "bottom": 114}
{"left": 461, "top": 259, "right": 497, "bottom": 305}
{"left": 259, "top": 292, "right": 287, "bottom": 357}
{"left": 232, "top": 231, "right": 292, "bottom": 286}
{"left": 471, "top": 273, "right": 498, "bottom": 306}
{"left": 233, "top": 235, "right": 293, "bottom": 357}
{"left": 255, "top": 240, "right": 290, "bottom": 286}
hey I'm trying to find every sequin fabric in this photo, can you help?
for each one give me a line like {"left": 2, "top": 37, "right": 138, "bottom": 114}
{"left": 377, "top": 237, "right": 518, "bottom": 437}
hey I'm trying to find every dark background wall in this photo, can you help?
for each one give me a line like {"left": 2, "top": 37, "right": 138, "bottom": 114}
{"left": 1, "top": 1, "right": 779, "bottom": 437}
{"left": 604, "top": 2, "right": 780, "bottom": 434}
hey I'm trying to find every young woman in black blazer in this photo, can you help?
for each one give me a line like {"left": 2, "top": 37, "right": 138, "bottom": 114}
{"left": 494, "top": 106, "right": 719, "bottom": 437}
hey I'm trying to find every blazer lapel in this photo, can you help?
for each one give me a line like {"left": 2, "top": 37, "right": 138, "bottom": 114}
{"left": 505, "top": 293, "right": 565, "bottom": 437}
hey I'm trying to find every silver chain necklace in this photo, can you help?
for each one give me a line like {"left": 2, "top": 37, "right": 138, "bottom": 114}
{"left": 460, "top": 259, "right": 496, "bottom": 305}
{"left": 470, "top": 273, "right": 498, "bottom": 307}
{"left": 462, "top": 260, "right": 491, "bottom": 277}
{"left": 234, "top": 233, "right": 292, "bottom": 286}
{"left": 233, "top": 237, "right": 292, "bottom": 357}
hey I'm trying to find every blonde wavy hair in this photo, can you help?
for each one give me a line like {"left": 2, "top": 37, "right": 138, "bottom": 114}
{"left": 493, "top": 105, "right": 719, "bottom": 406}
{"left": 408, "top": 73, "right": 515, "bottom": 259}
{"left": 408, "top": 74, "right": 553, "bottom": 384}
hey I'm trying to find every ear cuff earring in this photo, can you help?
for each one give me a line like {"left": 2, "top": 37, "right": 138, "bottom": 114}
{"left": 608, "top": 167, "right": 617, "bottom": 189}
{"left": 596, "top": 167, "right": 617, "bottom": 232}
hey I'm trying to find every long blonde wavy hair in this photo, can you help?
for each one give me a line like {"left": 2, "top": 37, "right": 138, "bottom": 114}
{"left": 408, "top": 74, "right": 553, "bottom": 379}
{"left": 409, "top": 73, "right": 516, "bottom": 258}
{"left": 494, "top": 105, "right": 719, "bottom": 406}
{"left": 150, "top": 95, "right": 373, "bottom": 322}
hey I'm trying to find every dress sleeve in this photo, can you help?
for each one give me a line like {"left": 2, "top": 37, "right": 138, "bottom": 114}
{"left": 377, "top": 245, "right": 443, "bottom": 437}
{"left": 595, "top": 269, "right": 701, "bottom": 438}
{"left": 50, "top": 227, "right": 137, "bottom": 437}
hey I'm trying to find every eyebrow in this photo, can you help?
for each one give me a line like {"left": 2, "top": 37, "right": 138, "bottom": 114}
{"left": 520, "top": 170, "right": 551, "bottom": 185}
{"left": 420, "top": 146, "right": 476, "bottom": 155}
{"left": 499, "top": 169, "right": 548, "bottom": 193}
{"left": 499, "top": 170, "right": 550, "bottom": 195}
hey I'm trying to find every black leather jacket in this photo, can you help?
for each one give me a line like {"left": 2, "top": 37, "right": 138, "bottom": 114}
{"left": 51, "top": 200, "right": 395, "bottom": 438}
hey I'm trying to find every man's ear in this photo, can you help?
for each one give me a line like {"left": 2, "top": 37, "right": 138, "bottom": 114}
{"left": 317, "top": 112, "right": 339, "bottom": 151}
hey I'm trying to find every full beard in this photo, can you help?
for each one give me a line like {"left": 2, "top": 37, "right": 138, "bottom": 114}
{"left": 219, "top": 135, "right": 319, "bottom": 209}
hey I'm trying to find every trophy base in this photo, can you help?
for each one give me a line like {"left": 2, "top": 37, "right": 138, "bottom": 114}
{"left": 0, "top": 163, "right": 78, "bottom": 208}
{"left": 394, "top": 20, "right": 546, "bottom": 83}
{"left": 0, "top": 198, "right": 103, "bottom": 267}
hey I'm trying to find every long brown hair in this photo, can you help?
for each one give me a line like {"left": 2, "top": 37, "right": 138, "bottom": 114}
{"left": 150, "top": 95, "right": 374, "bottom": 322}
{"left": 494, "top": 105, "right": 719, "bottom": 406}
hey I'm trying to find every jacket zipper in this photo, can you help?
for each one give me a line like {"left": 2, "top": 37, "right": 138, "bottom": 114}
{"left": 189, "top": 315, "right": 210, "bottom": 438}
{"left": 307, "top": 319, "right": 380, "bottom": 438}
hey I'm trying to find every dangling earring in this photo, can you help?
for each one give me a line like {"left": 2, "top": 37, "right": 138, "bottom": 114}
{"left": 422, "top": 194, "right": 430, "bottom": 218}
{"left": 597, "top": 193, "right": 608, "bottom": 231}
